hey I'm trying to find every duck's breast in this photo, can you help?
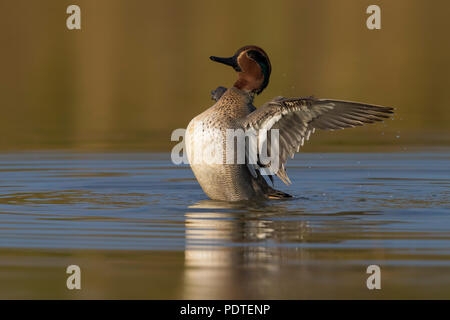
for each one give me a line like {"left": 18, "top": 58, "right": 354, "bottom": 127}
{"left": 185, "top": 114, "right": 259, "bottom": 201}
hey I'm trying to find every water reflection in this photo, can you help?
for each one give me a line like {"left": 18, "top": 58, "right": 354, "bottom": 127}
{"left": 183, "top": 200, "right": 313, "bottom": 299}
{"left": 186, "top": 199, "right": 312, "bottom": 244}
{"left": 182, "top": 194, "right": 450, "bottom": 298}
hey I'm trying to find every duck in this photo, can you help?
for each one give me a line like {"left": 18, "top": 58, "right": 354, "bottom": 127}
{"left": 185, "top": 45, "right": 393, "bottom": 201}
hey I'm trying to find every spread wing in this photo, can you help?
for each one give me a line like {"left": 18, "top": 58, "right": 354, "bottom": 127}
{"left": 241, "top": 97, "right": 394, "bottom": 185}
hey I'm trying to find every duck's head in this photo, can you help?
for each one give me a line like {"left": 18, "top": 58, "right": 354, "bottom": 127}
{"left": 210, "top": 45, "right": 271, "bottom": 95}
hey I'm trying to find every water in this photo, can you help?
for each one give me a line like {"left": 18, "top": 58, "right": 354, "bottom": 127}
{"left": 0, "top": 151, "right": 449, "bottom": 299}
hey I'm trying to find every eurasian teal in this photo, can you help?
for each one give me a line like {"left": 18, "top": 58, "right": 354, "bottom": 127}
{"left": 185, "top": 45, "right": 393, "bottom": 201}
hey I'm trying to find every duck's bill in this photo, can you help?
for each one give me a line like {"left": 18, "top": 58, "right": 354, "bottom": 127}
{"left": 209, "top": 55, "right": 241, "bottom": 71}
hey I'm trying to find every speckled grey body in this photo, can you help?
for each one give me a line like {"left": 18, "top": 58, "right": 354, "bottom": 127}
{"left": 186, "top": 87, "right": 269, "bottom": 201}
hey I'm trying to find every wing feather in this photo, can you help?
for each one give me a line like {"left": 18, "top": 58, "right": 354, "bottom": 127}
{"left": 241, "top": 97, "right": 393, "bottom": 185}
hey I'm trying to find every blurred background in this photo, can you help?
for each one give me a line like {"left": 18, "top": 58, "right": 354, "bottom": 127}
{"left": 1, "top": 1, "right": 449, "bottom": 300}
{"left": 0, "top": 0, "right": 449, "bottom": 152}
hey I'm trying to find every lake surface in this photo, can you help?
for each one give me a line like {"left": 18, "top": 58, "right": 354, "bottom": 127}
{"left": 0, "top": 151, "right": 449, "bottom": 299}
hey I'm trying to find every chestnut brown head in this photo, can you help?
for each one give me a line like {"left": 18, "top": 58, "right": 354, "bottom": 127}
{"left": 210, "top": 45, "right": 271, "bottom": 95}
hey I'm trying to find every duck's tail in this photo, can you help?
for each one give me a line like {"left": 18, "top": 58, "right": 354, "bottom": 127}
{"left": 267, "top": 188, "right": 292, "bottom": 199}
{"left": 253, "top": 170, "right": 292, "bottom": 200}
